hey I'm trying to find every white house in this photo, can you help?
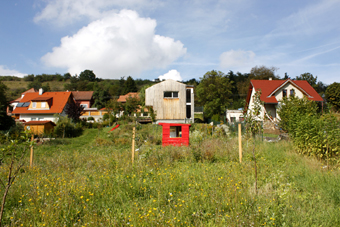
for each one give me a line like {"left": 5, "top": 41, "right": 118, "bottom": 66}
{"left": 246, "top": 78, "right": 323, "bottom": 121}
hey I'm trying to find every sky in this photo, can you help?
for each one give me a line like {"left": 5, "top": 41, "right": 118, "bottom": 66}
{"left": 0, "top": 0, "right": 340, "bottom": 84}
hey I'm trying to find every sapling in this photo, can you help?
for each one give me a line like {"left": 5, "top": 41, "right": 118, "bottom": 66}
{"left": 245, "top": 90, "right": 263, "bottom": 195}
{"left": 0, "top": 132, "right": 33, "bottom": 226}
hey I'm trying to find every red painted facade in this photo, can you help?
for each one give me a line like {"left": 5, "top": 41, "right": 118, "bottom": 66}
{"left": 158, "top": 123, "right": 191, "bottom": 146}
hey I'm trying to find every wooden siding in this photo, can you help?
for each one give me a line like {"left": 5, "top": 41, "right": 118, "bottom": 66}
{"left": 145, "top": 80, "right": 188, "bottom": 120}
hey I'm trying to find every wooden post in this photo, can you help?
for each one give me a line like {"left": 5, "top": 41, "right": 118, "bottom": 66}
{"left": 132, "top": 127, "right": 135, "bottom": 164}
{"left": 238, "top": 123, "right": 242, "bottom": 163}
{"left": 30, "top": 135, "right": 34, "bottom": 168}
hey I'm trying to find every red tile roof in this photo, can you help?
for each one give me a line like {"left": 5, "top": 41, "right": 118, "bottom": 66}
{"left": 12, "top": 92, "right": 72, "bottom": 114}
{"left": 10, "top": 88, "right": 38, "bottom": 103}
{"left": 71, "top": 91, "right": 94, "bottom": 100}
{"left": 117, "top": 92, "right": 139, "bottom": 102}
{"left": 246, "top": 79, "right": 323, "bottom": 105}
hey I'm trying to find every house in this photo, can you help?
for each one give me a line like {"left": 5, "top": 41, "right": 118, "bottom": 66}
{"left": 145, "top": 79, "right": 194, "bottom": 123}
{"left": 8, "top": 88, "right": 38, "bottom": 115}
{"left": 80, "top": 108, "right": 109, "bottom": 122}
{"left": 23, "top": 120, "right": 56, "bottom": 135}
{"left": 226, "top": 109, "right": 244, "bottom": 123}
{"left": 158, "top": 123, "right": 191, "bottom": 146}
{"left": 12, "top": 88, "right": 74, "bottom": 123}
{"left": 246, "top": 78, "right": 323, "bottom": 121}
{"left": 117, "top": 92, "right": 139, "bottom": 104}
{"left": 71, "top": 91, "right": 94, "bottom": 108}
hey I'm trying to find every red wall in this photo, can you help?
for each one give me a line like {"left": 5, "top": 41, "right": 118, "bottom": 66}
{"left": 158, "top": 123, "right": 191, "bottom": 146}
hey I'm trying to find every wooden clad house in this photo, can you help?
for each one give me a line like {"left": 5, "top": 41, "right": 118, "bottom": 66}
{"left": 24, "top": 121, "right": 56, "bottom": 135}
{"left": 145, "top": 79, "right": 194, "bottom": 123}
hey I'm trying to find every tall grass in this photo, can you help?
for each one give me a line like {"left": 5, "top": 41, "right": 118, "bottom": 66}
{"left": 1, "top": 125, "right": 340, "bottom": 226}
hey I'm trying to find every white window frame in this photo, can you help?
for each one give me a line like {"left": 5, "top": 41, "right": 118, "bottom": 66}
{"left": 164, "top": 91, "right": 179, "bottom": 98}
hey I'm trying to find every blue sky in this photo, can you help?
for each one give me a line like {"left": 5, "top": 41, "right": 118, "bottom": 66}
{"left": 0, "top": 0, "right": 339, "bottom": 84}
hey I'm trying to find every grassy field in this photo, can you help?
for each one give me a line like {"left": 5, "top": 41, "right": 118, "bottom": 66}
{"left": 1, "top": 124, "right": 340, "bottom": 226}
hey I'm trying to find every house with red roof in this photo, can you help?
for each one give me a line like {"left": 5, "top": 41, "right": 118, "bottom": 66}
{"left": 12, "top": 88, "right": 74, "bottom": 123}
{"left": 71, "top": 91, "right": 94, "bottom": 108}
{"left": 246, "top": 78, "right": 323, "bottom": 121}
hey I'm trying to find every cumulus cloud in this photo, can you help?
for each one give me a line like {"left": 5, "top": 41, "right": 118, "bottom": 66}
{"left": 0, "top": 65, "right": 27, "bottom": 77}
{"left": 34, "top": 0, "right": 157, "bottom": 26}
{"left": 41, "top": 10, "right": 187, "bottom": 79}
{"left": 158, "top": 69, "right": 182, "bottom": 81}
{"left": 219, "top": 50, "right": 255, "bottom": 68}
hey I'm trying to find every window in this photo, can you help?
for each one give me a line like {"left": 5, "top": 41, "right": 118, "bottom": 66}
{"left": 81, "top": 104, "right": 88, "bottom": 108}
{"left": 32, "top": 102, "right": 37, "bottom": 108}
{"left": 170, "top": 126, "right": 182, "bottom": 138}
{"left": 41, "top": 102, "right": 46, "bottom": 108}
{"left": 290, "top": 89, "right": 295, "bottom": 97}
{"left": 230, "top": 117, "right": 236, "bottom": 123}
{"left": 164, "top": 91, "right": 179, "bottom": 98}
{"left": 282, "top": 89, "right": 287, "bottom": 98}
{"left": 31, "top": 118, "right": 36, "bottom": 121}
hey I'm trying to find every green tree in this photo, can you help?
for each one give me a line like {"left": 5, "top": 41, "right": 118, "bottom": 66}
{"left": 296, "top": 72, "right": 317, "bottom": 88}
{"left": 249, "top": 66, "right": 279, "bottom": 80}
{"left": 196, "top": 70, "right": 233, "bottom": 118}
{"left": 325, "top": 82, "right": 340, "bottom": 111}
{"left": 79, "top": 70, "right": 96, "bottom": 82}
{"left": 124, "top": 96, "right": 140, "bottom": 116}
{"left": 0, "top": 82, "right": 15, "bottom": 130}
{"left": 65, "top": 101, "right": 85, "bottom": 122}
{"left": 92, "top": 82, "right": 110, "bottom": 109}
{"left": 124, "top": 76, "right": 137, "bottom": 94}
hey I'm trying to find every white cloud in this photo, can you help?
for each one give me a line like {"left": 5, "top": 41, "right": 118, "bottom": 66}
{"left": 0, "top": 65, "right": 27, "bottom": 77}
{"left": 219, "top": 50, "right": 255, "bottom": 68}
{"left": 41, "top": 10, "right": 186, "bottom": 79}
{"left": 34, "top": 0, "right": 157, "bottom": 26}
{"left": 158, "top": 69, "right": 182, "bottom": 81}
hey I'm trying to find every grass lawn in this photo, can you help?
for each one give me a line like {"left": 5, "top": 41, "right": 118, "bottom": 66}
{"left": 1, "top": 124, "right": 340, "bottom": 226}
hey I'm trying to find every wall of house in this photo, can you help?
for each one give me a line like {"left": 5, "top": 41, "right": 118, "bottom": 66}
{"left": 274, "top": 83, "right": 304, "bottom": 101}
{"left": 226, "top": 110, "right": 244, "bottom": 122}
{"left": 247, "top": 88, "right": 266, "bottom": 120}
{"left": 20, "top": 114, "right": 58, "bottom": 123}
{"left": 145, "top": 80, "right": 194, "bottom": 122}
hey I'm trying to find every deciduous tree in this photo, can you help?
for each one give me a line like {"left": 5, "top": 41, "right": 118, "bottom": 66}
{"left": 196, "top": 70, "right": 233, "bottom": 118}
{"left": 325, "top": 82, "right": 340, "bottom": 111}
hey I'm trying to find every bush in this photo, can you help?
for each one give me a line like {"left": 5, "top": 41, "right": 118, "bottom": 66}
{"left": 87, "top": 116, "right": 94, "bottom": 121}
{"left": 54, "top": 116, "right": 83, "bottom": 138}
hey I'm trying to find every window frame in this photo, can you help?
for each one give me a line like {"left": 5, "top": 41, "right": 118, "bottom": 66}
{"left": 164, "top": 91, "right": 179, "bottom": 98}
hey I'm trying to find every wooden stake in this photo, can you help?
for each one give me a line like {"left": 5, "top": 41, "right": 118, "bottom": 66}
{"left": 132, "top": 127, "right": 135, "bottom": 164}
{"left": 238, "top": 123, "right": 242, "bottom": 163}
{"left": 30, "top": 135, "right": 34, "bottom": 168}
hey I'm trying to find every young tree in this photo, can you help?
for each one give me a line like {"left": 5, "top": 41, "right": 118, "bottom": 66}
{"left": 196, "top": 70, "right": 233, "bottom": 118}
{"left": 105, "top": 98, "right": 121, "bottom": 126}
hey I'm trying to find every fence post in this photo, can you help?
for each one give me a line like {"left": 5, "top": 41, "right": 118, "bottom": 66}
{"left": 30, "top": 135, "right": 34, "bottom": 167}
{"left": 132, "top": 127, "right": 135, "bottom": 164}
{"left": 238, "top": 123, "right": 242, "bottom": 163}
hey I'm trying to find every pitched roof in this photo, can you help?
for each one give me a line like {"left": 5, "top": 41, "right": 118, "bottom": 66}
{"left": 11, "top": 88, "right": 38, "bottom": 103}
{"left": 24, "top": 120, "right": 56, "bottom": 126}
{"left": 246, "top": 79, "right": 323, "bottom": 104}
{"left": 71, "top": 91, "right": 94, "bottom": 100}
{"left": 12, "top": 91, "right": 72, "bottom": 114}
{"left": 117, "top": 92, "right": 139, "bottom": 102}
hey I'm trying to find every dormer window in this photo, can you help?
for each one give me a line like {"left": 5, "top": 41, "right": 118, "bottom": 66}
{"left": 32, "top": 102, "right": 37, "bottom": 108}
{"left": 41, "top": 102, "right": 46, "bottom": 108}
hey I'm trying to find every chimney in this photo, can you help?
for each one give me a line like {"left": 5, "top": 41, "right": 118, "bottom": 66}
{"left": 269, "top": 77, "right": 272, "bottom": 81}
{"left": 39, "top": 88, "right": 44, "bottom": 95}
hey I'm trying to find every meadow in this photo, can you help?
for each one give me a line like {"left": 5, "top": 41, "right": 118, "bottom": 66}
{"left": 1, "top": 124, "right": 340, "bottom": 226}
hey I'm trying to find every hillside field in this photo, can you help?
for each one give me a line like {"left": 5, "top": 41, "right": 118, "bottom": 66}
{"left": 1, "top": 124, "right": 340, "bottom": 226}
